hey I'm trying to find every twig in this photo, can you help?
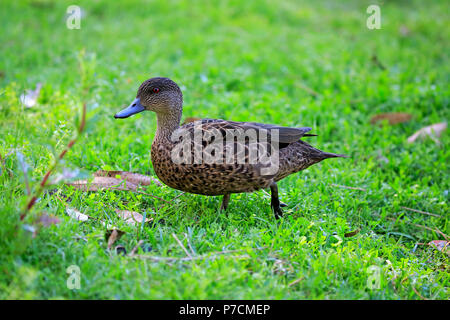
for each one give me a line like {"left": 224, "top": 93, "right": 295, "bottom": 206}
{"left": 400, "top": 206, "right": 441, "bottom": 218}
{"left": 385, "top": 216, "right": 449, "bottom": 241}
{"left": 410, "top": 223, "right": 449, "bottom": 241}
{"left": 172, "top": 233, "right": 192, "bottom": 258}
{"left": 412, "top": 287, "right": 428, "bottom": 300}
{"left": 294, "top": 82, "right": 320, "bottom": 98}
{"left": 157, "top": 191, "right": 186, "bottom": 210}
{"left": 130, "top": 240, "right": 144, "bottom": 255}
{"left": 288, "top": 277, "right": 304, "bottom": 287}
{"left": 20, "top": 103, "right": 86, "bottom": 220}
{"left": 331, "top": 184, "right": 366, "bottom": 191}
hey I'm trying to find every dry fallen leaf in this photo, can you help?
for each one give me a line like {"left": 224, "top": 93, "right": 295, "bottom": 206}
{"left": 428, "top": 240, "right": 450, "bottom": 256}
{"left": 66, "top": 207, "right": 89, "bottom": 221}
{"left": 94, "top": 170, "right": 161, "bottom": 186}
{"left": 344, "top": 229, "right": 360, "bottom": 238}
{"left": 67, "top": 176, "right": 138, "bottom": 191}
{"left": 114, "top": 209, "right": 153, "bottom": 226}
{"left": 407, "top": 122, "right": 447, "bottom": 144}
{"left": 20, "top": 83, "right": 42, "bottom": 108}
{"left": 106, "top": 229, "right": 126, "bottom": 249}
{"left": 370, "top": 112, "right": 412, "bottom": 125}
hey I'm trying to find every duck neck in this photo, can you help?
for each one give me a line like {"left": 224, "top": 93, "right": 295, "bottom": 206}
{"left": 155, "top": 109, "right": 181, "bottom": 141}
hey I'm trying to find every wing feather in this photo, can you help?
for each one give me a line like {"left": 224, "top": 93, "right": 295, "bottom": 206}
{"left": 182, "top": 119, "right": 314, "bottom": 144}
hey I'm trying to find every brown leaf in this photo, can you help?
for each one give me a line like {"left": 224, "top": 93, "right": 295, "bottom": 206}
{"left": 106, "top": 229, "right": 126, "bottom": 249}
{"left": 130, "top": 240, "right": 145, "bottom": 255}
{"left": 344, "top": 229, "right": 360, "bottom": 238}
{"left": 407, "top": 122, "right": 447, "bottom": 144}
{"left": 114, "top": 209, "right": 153, "bottom": 226}
{"left": 67, "top": 176, "right": 138, "bottom": 191}
{"left": 370, "top": 112, "right": 412, "bottom": 125}
{"left": 428, "top": 240, "right": 450, "bottom": 256}
{"left": 94, "top": 170, "right": 161, "bottom": 187}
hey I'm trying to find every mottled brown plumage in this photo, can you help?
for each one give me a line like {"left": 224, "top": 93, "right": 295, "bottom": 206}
{"left": 115, "top": 77, "right": 347, "bottom": 218}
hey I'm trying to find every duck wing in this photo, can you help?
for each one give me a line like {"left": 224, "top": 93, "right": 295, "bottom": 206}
{"left": 231, "top": 121, "right": 316, "bottom": 143}
{"left": 181, "top": 119, "right": 315, "bottom": 144}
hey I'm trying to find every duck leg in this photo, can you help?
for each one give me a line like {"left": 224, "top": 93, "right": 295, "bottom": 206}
{"left": 263, "top": 189, "right": 287, "bottom": 207}
{"left": 270, "top": 182, "right": 283, "bottom": 219}
{"left": 220, "top": 193, "right": 231, "bottom": 211}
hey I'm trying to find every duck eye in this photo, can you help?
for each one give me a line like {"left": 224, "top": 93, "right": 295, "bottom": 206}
{"left": 153, "top": 88, "right": 160, "bottom": 93}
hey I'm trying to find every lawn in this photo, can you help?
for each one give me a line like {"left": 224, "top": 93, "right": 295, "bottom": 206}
{"left": 0, "top": 0, "right": 448, "bottom": 299}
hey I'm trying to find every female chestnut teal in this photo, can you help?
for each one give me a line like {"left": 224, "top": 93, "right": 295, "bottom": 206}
{"left": 114, "top": 77, "right": 347, "bottom": 219}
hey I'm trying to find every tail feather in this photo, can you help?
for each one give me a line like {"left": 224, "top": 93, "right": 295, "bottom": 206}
{"left": 322, "top": 152, "right": 349, "bottom": 159}
{"left": 296, "top": 140, "right": 348, "bottom": 159}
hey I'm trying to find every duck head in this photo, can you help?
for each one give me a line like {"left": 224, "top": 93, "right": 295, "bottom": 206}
{"left": 114, "top": 77, "right": 183, "bottom": 119}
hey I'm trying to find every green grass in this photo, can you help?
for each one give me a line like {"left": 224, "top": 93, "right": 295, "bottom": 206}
{"left": 0, "top": 0, "right": 449, "bottom": 299}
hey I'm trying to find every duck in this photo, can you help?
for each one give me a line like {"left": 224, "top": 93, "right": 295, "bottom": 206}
{"left": 114, "top": 77, "right": 347, "bottom": 219}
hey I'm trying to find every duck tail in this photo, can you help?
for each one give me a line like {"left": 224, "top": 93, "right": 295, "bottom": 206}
{"left": 321, "top": 152, "right": 349, "bottom": 159}
{"left": 297, "top": 140, "right": 349, "bottom": 160}
{"left": 303, "top": 133, "right": 318, "bottom": 137}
